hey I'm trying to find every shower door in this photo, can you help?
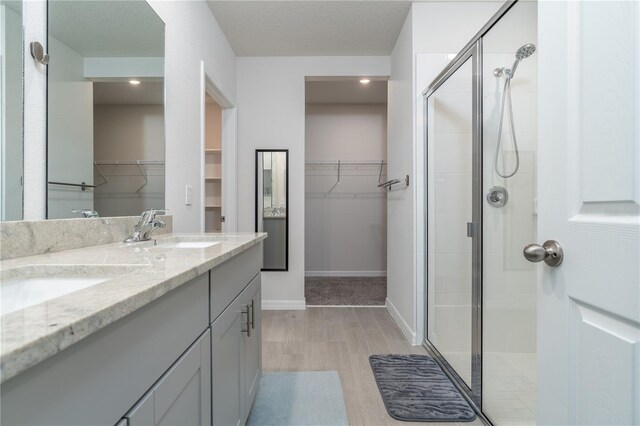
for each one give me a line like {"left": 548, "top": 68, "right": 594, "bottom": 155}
{"left": 425, "top": 42, "right": 482, "bottom": 405}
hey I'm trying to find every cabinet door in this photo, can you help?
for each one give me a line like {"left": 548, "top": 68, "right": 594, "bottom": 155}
{"left": 211, "top": 297, "right": 247, "bottom": 426}
{"left": 243, "top": 275, "right": 262, "bottom": 419}
{"left": 126, "top": 330, "right": 211, "bottom": 426}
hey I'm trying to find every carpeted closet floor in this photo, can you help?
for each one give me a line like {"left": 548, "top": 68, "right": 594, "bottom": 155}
{"left": 305, "top": 277, "right": 387, "bottom": 306}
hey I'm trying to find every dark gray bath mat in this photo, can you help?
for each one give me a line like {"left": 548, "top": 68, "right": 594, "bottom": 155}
{"left": 369, "top": 354, "right": 476, "bottom": 422}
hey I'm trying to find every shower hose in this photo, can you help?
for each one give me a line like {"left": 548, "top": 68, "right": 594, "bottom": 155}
{"left": 494, "top": 76, "right": 520, "bottom": 178}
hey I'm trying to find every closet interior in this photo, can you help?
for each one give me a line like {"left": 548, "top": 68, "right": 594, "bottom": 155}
{"left": 304, "top": 78, "right": 389, "bottom": 306}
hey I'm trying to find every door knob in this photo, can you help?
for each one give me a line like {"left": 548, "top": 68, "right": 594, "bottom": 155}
{"left": 523, "top": 240, "right": 563, "bottom": 267}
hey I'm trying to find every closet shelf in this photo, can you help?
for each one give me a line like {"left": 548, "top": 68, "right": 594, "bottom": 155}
{"left": 205, "top": 205, "right": 221, "bottom": 208}
{"left": 205, "top": 149, "right": 222, "bottom": 153}
{"left": 205, "top": 176, "right": 222, "bottom": 180}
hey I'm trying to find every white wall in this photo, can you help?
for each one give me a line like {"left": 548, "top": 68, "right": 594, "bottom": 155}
{"left": 387, "top": 9, "right": 417, "bottom": 341}
{"left": 22, "top": 0, "right": 47, "bottom": 220}
{"left": 1, "top": 3, "right": 23, "bottom": 220}
{"left": 46, "top": 36, "right": 94, "bottom": 219}
{"left": 305, "top": 103, "right": 387, "bottom": 275}
{"left": 237, "top": 56, "right": 390, "bottom": 309}
{"left": 148, "top": 0, "right": 236, "bottom": 231}
{"left": 93, "top": 104, "right": 165, "bottom": 217}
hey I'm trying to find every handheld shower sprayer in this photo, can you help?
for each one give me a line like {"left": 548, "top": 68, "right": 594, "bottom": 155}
{"left": 494, "top": 43, "right": 536, "bottom": 179}
{"left": 506, "top": 43, "right": 536, "bottom": 79}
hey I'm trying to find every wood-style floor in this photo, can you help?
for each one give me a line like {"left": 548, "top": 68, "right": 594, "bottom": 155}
{"left": 262, "top": 307, "right": 483, "bottom": 426}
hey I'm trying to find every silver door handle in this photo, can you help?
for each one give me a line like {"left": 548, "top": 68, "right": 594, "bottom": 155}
{"left": 523, "top": 240, "right": 563, "bottom": 267}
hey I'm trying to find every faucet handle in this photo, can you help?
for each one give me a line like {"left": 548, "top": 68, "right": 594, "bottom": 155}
{"left": 140, "top": 209, "right": 169, "bottom": 222}
{"left": 73, "top": 209, "right": 99, "bottom": 218}
{"left": 142, "top": 208, "right": 168, "bottom": 216}
{"left": 152, "top": 219, "right": 167, "bottom": 229}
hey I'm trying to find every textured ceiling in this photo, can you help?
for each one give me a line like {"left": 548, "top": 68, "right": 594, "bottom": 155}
{"left": 48, "top": 0, "right": 164, "bottom": 57}
{"left": 93, "top": 82, "right": 164, "bottom": 105}
{"left": 306, "top": 80, "right": 387, "bottom": 104}
{"left": 207, "top": 1, "right": 412, "bottom": 56}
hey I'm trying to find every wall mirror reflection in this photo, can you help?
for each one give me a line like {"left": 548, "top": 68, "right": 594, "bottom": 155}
{"left": 255, "top": 150, "right": 288, "bottom": 271}
{"left": 0, "top": 0, "right": 24, "bottom": 221}
{"left": 47, "top": 0, "right": 165, "bottom": 219}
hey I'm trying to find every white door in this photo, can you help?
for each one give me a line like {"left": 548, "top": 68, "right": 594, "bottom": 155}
{"left": 537, "top": 1, "right": 640, "bottom": 425}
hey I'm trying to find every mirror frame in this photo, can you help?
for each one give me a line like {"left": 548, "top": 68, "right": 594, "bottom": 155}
{"left": 255, "top": 149, "right": 289, "bottom": 272}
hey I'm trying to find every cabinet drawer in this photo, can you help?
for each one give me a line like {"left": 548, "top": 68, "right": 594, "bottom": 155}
{"left": 125, "top": 329, "right": 211, "bottom": 425}
{"left": 210, "top": 244, "right": 261, "bottom": 323}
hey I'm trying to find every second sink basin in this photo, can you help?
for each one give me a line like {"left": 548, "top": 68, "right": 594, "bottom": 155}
{"left": 155, "top": 239, "right": 220, "bottom": 249}
{"left": 159, "top": 241, "right": 220, "bottom": 249}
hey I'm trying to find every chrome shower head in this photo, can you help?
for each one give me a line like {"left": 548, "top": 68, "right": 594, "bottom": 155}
{"left": 516, "top": 43, "right": 536, "bottom": 60}
{"left": 507, "top": 43, "right": 536, "bottom": 78}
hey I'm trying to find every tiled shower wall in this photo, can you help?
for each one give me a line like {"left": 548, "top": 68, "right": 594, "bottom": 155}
{"left": 482, "top": 1, "right": 538, "bottom": 354}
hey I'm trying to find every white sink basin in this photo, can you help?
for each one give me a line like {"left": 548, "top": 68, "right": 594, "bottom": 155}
{"left": 1, "top": 265, "right": 141, "bottom": 316}
{"left": 157, "top": 241, "right": 220, "bottom": 249}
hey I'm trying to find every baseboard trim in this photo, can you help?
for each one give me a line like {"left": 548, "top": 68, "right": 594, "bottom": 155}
{"left": 385, "top": 297, "right": 418, "bottom": 345}
{"left": 305, "top": 271, "right": 387, "bottom": 277}
{"left": 261, "top": 299, "right": 307, "bottom": 310}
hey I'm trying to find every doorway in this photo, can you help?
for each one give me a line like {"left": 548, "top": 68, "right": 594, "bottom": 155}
{"left": 204, "top": 94, "right": 223, "bottom": 232}
{"left": 200, "top": 62, "right": 237, "bottom": 233}
{"left": 304, "top": 77, "right": 388, "bottom": 306}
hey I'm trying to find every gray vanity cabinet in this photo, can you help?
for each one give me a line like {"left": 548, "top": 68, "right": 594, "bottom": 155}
{"left": 244, "top": 278, "right": 262, "bottom": 416}
{"left": 125, "top": 329, "right": 211, "bottom": 425}
{"left": 211, "top": 291, "right": 246, "bottom": 426}
{"left": 0, "top": 244, "right": 263, "bottom": 426}
{"left": 211, "top": 273, "right": 262, "bottom": 426}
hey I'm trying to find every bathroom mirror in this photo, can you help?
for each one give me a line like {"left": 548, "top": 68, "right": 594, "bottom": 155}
{"left": 256, "top": 150, "right": 289, "bottom": 271}
{"left": 0, "top": 0, "right": 24, "bottom": 221}
{"left": 47, "top": 0, "right": 165, "bottom": 219}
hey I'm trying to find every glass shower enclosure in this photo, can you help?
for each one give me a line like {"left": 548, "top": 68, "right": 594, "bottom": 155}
{"left": 423, "top": 1, "right": 537, "bottom": 424}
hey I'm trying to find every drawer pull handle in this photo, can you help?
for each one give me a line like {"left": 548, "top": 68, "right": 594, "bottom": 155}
{"left": 241, "top": 306, "right": 251, "bottom": 337}
{"left": 250, "top": 299, "right": 255, "bottom": 330}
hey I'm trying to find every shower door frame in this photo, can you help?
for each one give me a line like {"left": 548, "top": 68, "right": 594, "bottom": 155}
{"left": 421, "top": 0, "right": 519, "bottom": 417}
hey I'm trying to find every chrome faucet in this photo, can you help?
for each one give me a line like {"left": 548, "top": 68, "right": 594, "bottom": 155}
{"left": 73, "top": 209, "right": 99, "bottom": 218}
{"left": 124, "top": 209, "right": 168, "bottom": 243}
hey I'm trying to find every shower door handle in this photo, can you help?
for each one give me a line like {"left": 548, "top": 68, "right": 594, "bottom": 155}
{"left": 466, "top": 222, "right": 476, "bottom": 238}
{"left": 523, "top": 240, "right": 563, "bottom": 267}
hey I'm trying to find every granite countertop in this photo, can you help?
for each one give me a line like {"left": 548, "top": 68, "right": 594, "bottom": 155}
{"left": 0, "top": 232, "right": 266, "bottom": 383}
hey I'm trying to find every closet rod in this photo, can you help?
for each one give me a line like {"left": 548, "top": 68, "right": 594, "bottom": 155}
{"left": 305, "top": 160, "right": 386, "bottom": 166}
{"left": 94, "top": 160, "right": 165, "bottom": 166}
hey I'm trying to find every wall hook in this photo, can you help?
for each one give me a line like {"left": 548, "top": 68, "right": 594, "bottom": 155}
{"left": 30, "top": 42, "right": 49, "bottom": 65}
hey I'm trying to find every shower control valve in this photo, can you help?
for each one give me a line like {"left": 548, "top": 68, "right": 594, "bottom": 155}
{"left": 486, "top": 186, "right": 508, "bottom": 208}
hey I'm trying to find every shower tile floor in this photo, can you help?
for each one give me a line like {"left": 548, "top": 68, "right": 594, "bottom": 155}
{"left": 484, "top": 352, "right": 537, "bottom": 425}
{"left": 439, "top": 351, "right": 536, "bottom": 425}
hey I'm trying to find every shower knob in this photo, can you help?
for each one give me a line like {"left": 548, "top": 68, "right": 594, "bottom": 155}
{"left": 523, "top": 240, "right": 563, "bottom": 267}
{"left": 486, "top": 186, "right": 508, "bottom": 207}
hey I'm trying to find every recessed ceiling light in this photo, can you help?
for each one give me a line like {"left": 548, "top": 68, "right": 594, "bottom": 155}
{"left": 360, "top": 79, "right": 371, "bottom": 84}
{"left": 129, "top": 80, "right": 141, "bottom": 85}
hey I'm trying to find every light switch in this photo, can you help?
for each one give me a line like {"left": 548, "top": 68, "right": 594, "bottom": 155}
{"left": 185, "top": 185, "right": 193, "bottom": 206}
